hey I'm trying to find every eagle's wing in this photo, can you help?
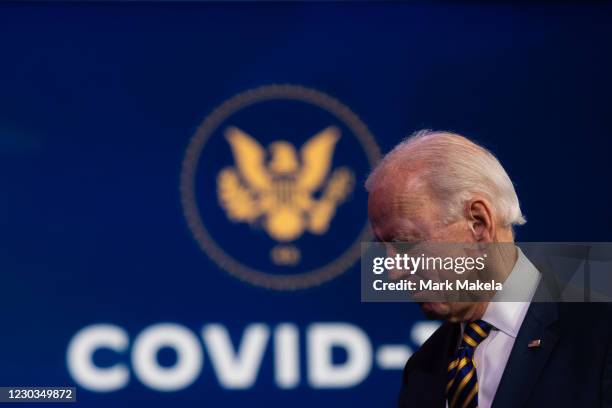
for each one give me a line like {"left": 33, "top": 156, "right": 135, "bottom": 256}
{"left": 296, "top": 126, "right": 340, "bottom": 192}
{"left": 225, "top": 126, "right": 272, "bottom": 191}
{"left": 217, "top": 168, "right": 261, "bottom": 222}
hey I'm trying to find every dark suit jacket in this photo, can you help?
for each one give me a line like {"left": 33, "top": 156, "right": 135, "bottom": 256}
{"left": 398, "top": 302, "right": 612, "bottom": 407}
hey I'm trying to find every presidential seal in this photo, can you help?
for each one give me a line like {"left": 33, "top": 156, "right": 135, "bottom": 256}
{"left": 180, "top": 84, "right": 380, "bottom": 290}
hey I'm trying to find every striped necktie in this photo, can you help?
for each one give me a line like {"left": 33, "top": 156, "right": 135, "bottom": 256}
{"left": 446, "top": 319, "right": 492, "bottom": 408}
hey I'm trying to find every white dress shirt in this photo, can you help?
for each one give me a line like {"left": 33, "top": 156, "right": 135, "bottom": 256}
{"left": 447, "top": 247, "right": 541, "bottom": 408}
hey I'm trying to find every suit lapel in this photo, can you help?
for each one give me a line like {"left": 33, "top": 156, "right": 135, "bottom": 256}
{"left": 400, "top": 322, "right": 460, "bottom": 407}
{"left": 492, "top": 302, "right": 560, "bottom": 408}
{"left": 431, "top": 323, "right": 460, "bottom": 407}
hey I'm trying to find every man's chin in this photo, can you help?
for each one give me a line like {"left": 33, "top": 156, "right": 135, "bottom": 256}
{"left": 418, "top": 302, "right": 451, "bottom": 319}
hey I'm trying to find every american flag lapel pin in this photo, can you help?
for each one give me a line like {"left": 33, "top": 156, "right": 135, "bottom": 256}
{"left": 528, "top": 339, "right": 541, "bottom": 348}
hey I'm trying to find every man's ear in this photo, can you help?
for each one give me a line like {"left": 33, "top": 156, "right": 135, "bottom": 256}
{"left": 466, "top": 198, "right": 495, "bottom": 242}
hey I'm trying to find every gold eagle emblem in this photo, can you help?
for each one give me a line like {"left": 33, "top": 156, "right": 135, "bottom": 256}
{"left": 217, "top": 126, "right": 354, "bottom": 242}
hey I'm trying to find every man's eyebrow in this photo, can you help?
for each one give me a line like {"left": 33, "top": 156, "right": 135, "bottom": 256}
{"left": 390, "top": 233, "right": 423, "bottom": 243}
{"left": 371, "top": 230, "right": 400, "bottom": 243}
{"left": 372, "top": 229, "right": 395, "bottom": 243}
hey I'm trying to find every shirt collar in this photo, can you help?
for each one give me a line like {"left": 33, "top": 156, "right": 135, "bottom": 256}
{"left": 481, "top": 247, "right": 541, "bottom": 338}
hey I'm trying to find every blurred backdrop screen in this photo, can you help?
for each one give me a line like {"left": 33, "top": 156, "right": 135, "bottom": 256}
{"left": 1, "top": 2, "right": 611, "bottom": 407}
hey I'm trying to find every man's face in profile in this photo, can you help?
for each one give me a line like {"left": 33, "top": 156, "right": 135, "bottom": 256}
{"left": 367, "top": 175, "right": 480, "bottom": 321}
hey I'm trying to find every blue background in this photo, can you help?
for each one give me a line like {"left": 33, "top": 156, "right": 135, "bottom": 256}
{"left": 1, "top": 2, "right": 611, "bottom": 407}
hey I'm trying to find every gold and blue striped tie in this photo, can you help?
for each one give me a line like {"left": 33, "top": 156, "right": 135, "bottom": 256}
{"left": 446, "top": 320, "right": 492, "bottom": 408}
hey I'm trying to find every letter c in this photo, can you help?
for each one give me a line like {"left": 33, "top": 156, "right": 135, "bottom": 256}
{"left": 67, "top": 324, "right": 129, "bottom": 392}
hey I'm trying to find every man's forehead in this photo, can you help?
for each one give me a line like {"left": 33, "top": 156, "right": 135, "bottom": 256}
{"left": 368, "top": 174, "right": 430, "bottom": 212}
{"left": 368, "top": 208, "right": 433, "bottom": 245}
{"left": 366, "top": 166, "right": 441, "bottom": 240}
{"left": 369, "top": 188, "right": 432, "bottom": 234}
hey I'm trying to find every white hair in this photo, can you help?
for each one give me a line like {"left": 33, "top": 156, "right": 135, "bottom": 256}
{"left": 365, "top": 129, "right": 526, "bottom": 227}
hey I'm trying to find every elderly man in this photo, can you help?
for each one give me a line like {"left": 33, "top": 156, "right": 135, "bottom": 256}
{"left": 365, "top": 130, "right": 612, "bottom": 408}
